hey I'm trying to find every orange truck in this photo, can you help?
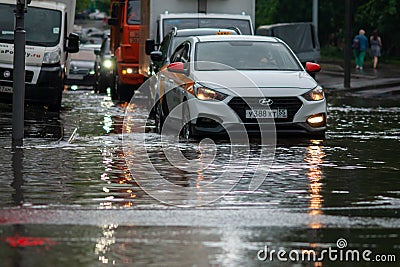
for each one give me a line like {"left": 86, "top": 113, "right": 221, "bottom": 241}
{"left": 108, "top": 0, "right": 255, "bottom": 101}
{"left": 108, "top": 0, "right": 142, "bottom": 101}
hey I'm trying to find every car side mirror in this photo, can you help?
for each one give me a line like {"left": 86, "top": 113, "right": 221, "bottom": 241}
{"left": 150, "top": 51, "right": 163, "bottom": 62}
{"left": 167, "top": 62, "right": 188, "bottom": 74}
{"left": 94, "top": 49, "right": 100, "bottom": 56}
{"left": 66, "top": 33, "right": 79, "bottom": 53}
{"left": 305, "top": 62, "right": 321, "bottom": 74}
{"left": 146, "top": 39, "right": 156, "bottom": 55}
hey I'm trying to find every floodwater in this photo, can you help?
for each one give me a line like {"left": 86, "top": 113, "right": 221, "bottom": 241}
{"left": 0, "top": 89, "right": 399, "bottom": 266}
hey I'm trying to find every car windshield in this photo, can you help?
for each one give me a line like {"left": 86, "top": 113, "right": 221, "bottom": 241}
{"left": 195, "top": 41, "right": 302, "bottom": 71}
{"left": 70, "top": 49, "right": 96, "bottom": 61}
{"left": 127, "top": 0, "right": 140, "bottom": 25}
{"left": 163, "top": 18, "right": 252, "bottom": 36}
{"left": 103, "top": 39, "right": 111, "bottom": 54}
{"left": 0, "top": 4, "right": 61, "bottom": 47}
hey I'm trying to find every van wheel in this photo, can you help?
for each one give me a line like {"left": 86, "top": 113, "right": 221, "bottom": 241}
{"left": 48, "top": 92, "right": 62, "bottom": 112}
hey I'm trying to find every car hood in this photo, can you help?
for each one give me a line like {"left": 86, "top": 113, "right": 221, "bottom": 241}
{"left": 192, "top": 70, "right": 318, "bottom": 97}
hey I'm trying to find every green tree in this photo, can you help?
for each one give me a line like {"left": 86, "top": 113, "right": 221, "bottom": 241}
{"left": 96, "top": 0, "right": 111, "bottom": 15}
{"left": 256, "top": 0, "right": 312, "bottom": 27}
{"left": 76, "top": 0, "right": 91, "bottom": 12}
{"left": 355, "top": 0, "right": 400, "bottom": 55}
{"left": 255, "top": 0, "right": 400, "bottom": 57}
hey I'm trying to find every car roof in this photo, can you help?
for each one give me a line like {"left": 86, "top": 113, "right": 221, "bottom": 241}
{"left": 175, "top": 28, "right": 239, "bottom": 37}
{"left": 192, "top": 35, "right": 280, "bottom": 43}
{"left": 159, "top": 13, "right": 251, "bottom": 20}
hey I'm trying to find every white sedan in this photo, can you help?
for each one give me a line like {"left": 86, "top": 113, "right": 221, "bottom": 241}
{"left": 151, "top": 35, "right": 327, "bottom": 138}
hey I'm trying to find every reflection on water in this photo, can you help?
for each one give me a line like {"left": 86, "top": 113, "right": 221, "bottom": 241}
{"left": 11, "top": 147, "right": 24, "bottom": 206}
{"left": 305, "top": 140, "right": 325, "bottom": 218}
{"left": 0, "top": 224, "right": 398, "bottom": 267}
{"left": 0, "top": 90, "right": 399, "bottom": 266}
{"left": 0, "top": 91, "right": 398, "bottom": 212}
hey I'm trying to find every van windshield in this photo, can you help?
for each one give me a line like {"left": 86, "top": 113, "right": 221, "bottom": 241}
{"left": 0, "top": 4, "right": 61, "bottom": 47}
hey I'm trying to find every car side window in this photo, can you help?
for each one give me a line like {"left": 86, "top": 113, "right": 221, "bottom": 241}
{"left": 170, "top": 44, "right": 185, "bottom": 63}
{"left": 180, "top": 44, "right": 190, "bottom": 64}
{"left": 170, "top": 42, "right": 190, "bottom": 64}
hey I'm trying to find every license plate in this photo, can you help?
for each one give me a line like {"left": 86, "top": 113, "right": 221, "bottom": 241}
{"left": 68, "top": 74, "right": 84, "bottom": 80}
{"left": 0, "top": 85, "right": 13, "bottom": 93}
{"left": 246, "top": 109, "right": 288, "bottom": 119}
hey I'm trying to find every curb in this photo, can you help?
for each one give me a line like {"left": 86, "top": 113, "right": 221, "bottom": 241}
{"left": 317, "top": 73, "right": 400, "bottom": 93}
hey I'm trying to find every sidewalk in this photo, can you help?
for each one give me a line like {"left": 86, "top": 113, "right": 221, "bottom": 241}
{"left": 316, "top": 61, "right": 400, "bottom": 93}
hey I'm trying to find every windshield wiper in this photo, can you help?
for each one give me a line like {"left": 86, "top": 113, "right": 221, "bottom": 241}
{"left": 0, "top": 38, "right": 14, "bottom": 44}
{"left": 26, "top": 40, "right": 50, "bottom": 46}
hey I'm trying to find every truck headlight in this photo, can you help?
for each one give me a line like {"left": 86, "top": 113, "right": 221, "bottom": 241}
{"left": 43, "top": 48, "right": 61, "bottom": 64}
{"left": 195, "top": 87, "right": 227, "bottom": 101}
{"left": 302, "top": 85, "right": 324, "bottom": 101}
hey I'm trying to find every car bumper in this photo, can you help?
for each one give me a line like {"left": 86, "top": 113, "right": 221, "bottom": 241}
{"left": 65, "top": 74, "right": 96, "bottom": 86}
{"left": 187, "top": 96, "right": 327, "bottom": 136}
{"left": 0, "top": 65, "right": 63, "bottom": 106}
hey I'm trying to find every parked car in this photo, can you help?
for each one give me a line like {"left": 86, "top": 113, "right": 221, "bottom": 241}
{"left": 65, "top": 46, "right": 97, "bottom": 88}
{"left": 94, "top": 37, "right": 115, "bottom": 94}
{"left": 150, "top": 35, "right": 326, "bottom": 138}
{"left": 88, "top": 9, "right": 106, "bottom": 20}
{"left": 148, "top": 27, "right": 240, "bottom": 74}
{"left": 256, "top": 22, "right": 320, "bottom": 64}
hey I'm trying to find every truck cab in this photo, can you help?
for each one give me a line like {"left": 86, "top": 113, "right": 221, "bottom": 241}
{"left": 108, "top": 0, "right": 143, "bottom": 101}
{"left": 139, "top": 0, "right": 255, "bottom": 80}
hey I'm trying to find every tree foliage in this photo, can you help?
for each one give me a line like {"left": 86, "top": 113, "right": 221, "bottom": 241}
{"left": 76, "top": 0, "right": 91, "bottom": 12}
{"left": 76, "top": 0, "right": 110, "bottom": 14}
{"left": 255, "top": 0, "right": 400, "bottom": 56}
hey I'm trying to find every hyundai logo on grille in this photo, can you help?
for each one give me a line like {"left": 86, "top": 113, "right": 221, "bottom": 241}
{"left": 3, "top": 70, "right": 11, "bottom": 78}
{"left": 259, "top": 98, "right": 273, "bottom": 106}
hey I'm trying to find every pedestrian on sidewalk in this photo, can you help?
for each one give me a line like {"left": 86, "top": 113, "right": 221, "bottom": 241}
{"left": 370, "top": 30, "right": 382, "bottom": 69}
{"left": 353, "top": 29, "right": 369, "bottom": 70}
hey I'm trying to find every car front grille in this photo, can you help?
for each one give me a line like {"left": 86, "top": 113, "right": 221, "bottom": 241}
{"left": 0, "top": 67, "right": 34, "bottom": 83}
{"left": 228, "top": 97, "right": 303, "bottom": 123}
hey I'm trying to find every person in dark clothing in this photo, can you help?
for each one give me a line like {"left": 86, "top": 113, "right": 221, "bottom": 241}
{"left": 370, "top": 30, "right": 382, "bottom": 69}
{"left": 353, "top": 29, "right": 369, "bottom": 70}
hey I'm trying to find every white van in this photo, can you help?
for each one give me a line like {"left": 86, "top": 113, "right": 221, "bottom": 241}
{"left": 0, "top": 0, "right": 79, "bottom": 111}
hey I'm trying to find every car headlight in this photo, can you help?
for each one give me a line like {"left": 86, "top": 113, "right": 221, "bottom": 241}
{"left": 302, "top": 86, "right": 324, "bottom": 101}
{"left": 102, "top": 59, "right": 113, "bottom": 69}
{"left": 195, "top": 86, "right": 227, "bottom": 101}
{"left": 43, "top": 48, "right": 61, "bottom": 64}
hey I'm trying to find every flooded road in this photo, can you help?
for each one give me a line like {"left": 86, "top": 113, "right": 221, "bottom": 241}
{"left": 0, "top": 89, "right": 399, "bottom": 266}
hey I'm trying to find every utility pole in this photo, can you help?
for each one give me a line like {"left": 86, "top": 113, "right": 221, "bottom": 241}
{"left": 344, "top": 0, "right": 352, "bottom": 88}
{"left": 312, "top": 0, "right": 318, "bottom": 35}
{"left": 12, "top": 0, "right": 30, "bottom": 146}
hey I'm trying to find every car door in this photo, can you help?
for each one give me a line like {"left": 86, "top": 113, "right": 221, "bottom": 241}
{"left": 154, "top": 32, "right": 172, "bottom": 73}
{"left": 164, "top": 42, "right": 191, "bottom": 116}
